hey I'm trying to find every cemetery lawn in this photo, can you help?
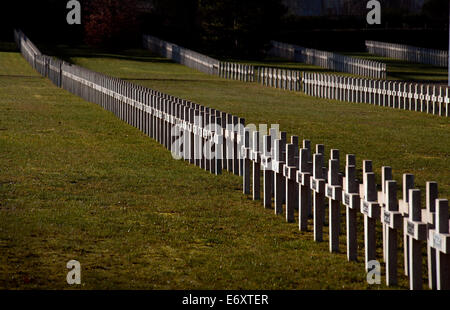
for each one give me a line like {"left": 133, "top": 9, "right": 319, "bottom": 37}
{"left": 342, "top": 52, "right": 449, "bottom": 84}
{"left": 0, "top": 47, "right": 377, "bottom": 290}
{"left": 55, "top": 45, "right": 449, "bottom": 197}
{"left": 0, "top": 44, "right": 447, "bottom": 290}
{"left": 223, "top": 54, "right": 448, "bottom": 83}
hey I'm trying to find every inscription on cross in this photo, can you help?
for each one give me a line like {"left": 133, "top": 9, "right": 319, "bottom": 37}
{"left": 361, "top": 171, "right": 380, "bottom": 272}
{"left": 378, "top": 166, "right": 393, "bottom": 262}
{"left": 399, "top": 174, "right": 414, "bottom": 276}
{"left": 342, "top": 155, "right": 360, "bottom": 262}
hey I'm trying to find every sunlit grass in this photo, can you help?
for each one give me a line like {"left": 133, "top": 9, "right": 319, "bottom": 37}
{"left": 0, "top": 44, "right": 448, "bottom": 290}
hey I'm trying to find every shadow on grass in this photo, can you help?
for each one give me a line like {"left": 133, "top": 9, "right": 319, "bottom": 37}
{"left": 0, "top": 74, "right": 44, "bottom": 79}
{"left": 0, "top": 42, "right": 18, "bottom": 52}
{"left": 40, "top": 44, "right": 174, "bottom": 65}
{"left": 121, "top": 77, "right": 227, "bottom": 83}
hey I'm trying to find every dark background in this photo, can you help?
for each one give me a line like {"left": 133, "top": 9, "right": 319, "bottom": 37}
{"left": 0, "top": 0, "right": 448, "bottom": 58}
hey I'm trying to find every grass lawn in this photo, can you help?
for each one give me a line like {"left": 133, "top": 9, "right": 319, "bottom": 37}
{"left": 222, "top": 54, "right": 448, "bottom": 84}
{"left": 343, "top": 52, "right": 449, "bottom": 84}
{"left": 0, "top": 43, "right": 448, "bottom": 290}
{"left": 51, "top": 45, "right": 449, "bottom": 196}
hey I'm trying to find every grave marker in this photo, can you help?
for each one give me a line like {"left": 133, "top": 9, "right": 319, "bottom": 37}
{"left": 242, "top": 129, "right": 251, "bottom": 195}
{"left": 428, "top": 199, "right": 450, "bottom": 290}
{"left": 381, "top": 180, "right": 402, "bottom": 286}
{"left": 272, "top": 139, "right": 285, "bottom": 215}
{"left": 406, "top": 189, "right": 427, "bottom": 290}
{"left": 342, "top": 154, "right": 359, "bottom": 262}
{"left": 361, "top": 171, "right": 380, "bottom": 271}
{"left": 424, "top": 182, "right": 439, "bottom": 289}
{"left": 399, "top": 174, "right": 415, "bottom": 276}
{"left": 297, "top": 148, "right": 311, "bottom": 231}
{"left": 262, "top": 135, "right": 273, "bottom": 209}
{"left": 378, "top": 166, "right": 393, "bottom": 261}
{"left": 284, "top": 143, "right": 298, "bottom": 223}
{"left": 326, "top": 154, "right": 342, "bottom": 253}
{"left": 311, "top": 151, "right": 326, "bottom": 242}
{"left": 214, "top": 116, "right": 222, "bottom": 175}
{"left": 252, "top": 131, "right": 261, "bottom": 200}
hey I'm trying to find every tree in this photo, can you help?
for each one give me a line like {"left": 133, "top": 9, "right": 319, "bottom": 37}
{"left": 83, "top": 0, "right": 141, "bottom": 46}
{"left": 422, "top": 0, "right": 449, "bottom": 22}
{"left": 147, "top": 0, "right": 200, "bottom": 48}
{"left": 198, "top": 0, "right": 287, "bottom": 58}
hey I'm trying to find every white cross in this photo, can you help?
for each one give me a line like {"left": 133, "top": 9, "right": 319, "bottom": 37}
{"left": 406, "top": 189, "right": 427, "bottom": 290}
{"left": 310, "top": 151, "right": 326, "bottom": 243}
{"left": 360, "top": 171, "right": 380, "bottom": 272}
{"left": 428, "top": 199, "right": 450, "bottom": 290}
{"left": 381, "top": 180, "right": 402, "bottom": 286}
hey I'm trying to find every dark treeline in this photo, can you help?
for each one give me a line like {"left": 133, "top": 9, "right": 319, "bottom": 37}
{"left": 0, "top": 0, "right": 448, "bottom": 57}
{"left": 146, "top": 0, "right": 287, "bottom": 58}
{"left": 0, "top": 1, "right": 85, "bottom": 44}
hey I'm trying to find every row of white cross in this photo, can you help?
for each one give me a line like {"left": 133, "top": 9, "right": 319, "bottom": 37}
{"left": 252, "top": 68, "right": 449, "bottom": 117}
{"left": 303, "top": 72, "right": 450, "bottom": 116}
{"left": 219, "top": 62, "right": 255, "bottom": 82}
{"left": 242, "top": 129, "right": 450, "bottom": 290}
{"left": 269, "top": 40, "right": 387, "bottom": 79}
{"left": 143, "top": 34, "right": 220, "bottom": 76}
{"left": 17, "top": 29, "right": 450, "bottom": 290}
{"left": 257, "top": 67, "right": 302, "bottom": 91}
{"left": 141, "top": 33, "right": 449, "bottom": 118}
{"left": 14, "top": 30, "right": 41, "bottom": 69}
{"left": 366, "top": 40, "right": 448, "bottom": 68}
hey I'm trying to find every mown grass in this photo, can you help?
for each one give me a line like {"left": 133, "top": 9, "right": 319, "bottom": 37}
{"left": 343, "top": 52, "right": 448, "bottom": 84}
{"left": 53, "top": 45, "right": 449, "bottom": 196}
{"left": 0, "top": 43, "right": 448, "bottom": 290}
{"left": 223, "top": 54, "right": 448, "bottom": 83}
{"left": 0, "top": 48, "right": 388, "bottom": 290}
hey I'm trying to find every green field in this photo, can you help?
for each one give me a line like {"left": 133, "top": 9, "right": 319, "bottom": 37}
{"left": 0, "top": 43, "right": 449, "bottom": 290}
{"left": 223, "top": 54, "right": 448, "bottom": 83}
{"left": 344, "top": 52, "right": 449, "bottom": 83}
